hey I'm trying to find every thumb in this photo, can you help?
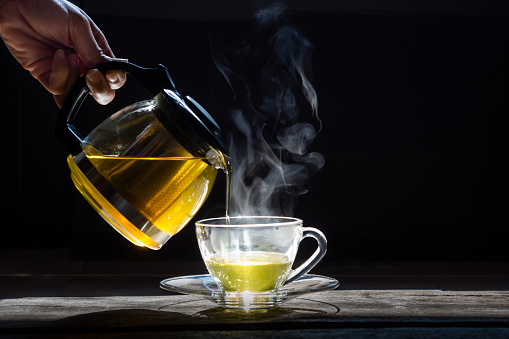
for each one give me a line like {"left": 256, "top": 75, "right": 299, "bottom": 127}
{"left": 68, "top": 10, "right": 114, "bottom": 70}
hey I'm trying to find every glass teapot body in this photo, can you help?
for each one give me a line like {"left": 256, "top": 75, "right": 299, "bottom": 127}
{"left": 56, "top": 62, "right": 228, "bottom": 249}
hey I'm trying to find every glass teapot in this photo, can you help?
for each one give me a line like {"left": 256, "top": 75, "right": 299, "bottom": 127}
{"left": 55, "top": 61, "right": 229, "bottom": 250}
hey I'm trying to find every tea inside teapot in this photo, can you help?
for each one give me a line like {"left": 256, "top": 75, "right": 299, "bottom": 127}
{"left": 81, "top": 95, "right": 224, "bottom": 240}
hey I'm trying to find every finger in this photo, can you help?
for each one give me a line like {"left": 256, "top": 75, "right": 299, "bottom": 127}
{"left": 89, "top": 18, "right": 114, "bottom": 58}
{"left": 105, "top": 58, "right": 128, "bottom": 90}
{"left": 67, "top": 53, "right": 82, "bottom": 88}
{"left": 68, "top": 10, "right": 110, "bottom": 69}
{"left": 47, "top": 49, "right": 69, "bottom": 95}
{"left": 105, "top": 70, "right": 126, "bottom": 90}
{"left": 86, "top": 69, "right": 115, "bottom": 105}
{"left": 54, "top": 53, "right": 81, "bottom": 108}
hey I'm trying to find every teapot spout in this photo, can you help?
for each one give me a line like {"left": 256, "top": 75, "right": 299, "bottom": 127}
{"left": 207, "top": 149, "right": 231, "bottom": 171}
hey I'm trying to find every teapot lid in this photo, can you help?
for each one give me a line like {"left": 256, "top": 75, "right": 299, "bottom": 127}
{"left": 154, "top": 86, "right": 228, "bottom": 159}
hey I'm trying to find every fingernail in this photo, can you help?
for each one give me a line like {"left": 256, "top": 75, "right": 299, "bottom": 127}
{"left": 105, "top": 72, "right": 120, "bottom": 84}
{"left": 86, "top": 70, "right": 101, "bottom": 85}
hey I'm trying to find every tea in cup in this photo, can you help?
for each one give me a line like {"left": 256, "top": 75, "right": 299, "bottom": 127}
{"left": 196, "top": 216, "right": 327, "bottom": 293}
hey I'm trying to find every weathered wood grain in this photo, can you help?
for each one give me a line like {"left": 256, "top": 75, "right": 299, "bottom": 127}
{"left": 1, "top": 291, "right": 508, "bottom": 327}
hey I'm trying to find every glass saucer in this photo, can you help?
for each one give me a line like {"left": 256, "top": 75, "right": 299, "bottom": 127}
{"left": 160, "top": 274, "right": 339, "bottom": 310}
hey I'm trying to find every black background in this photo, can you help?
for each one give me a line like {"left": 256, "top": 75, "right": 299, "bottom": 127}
{"left": 1, "top": 1, "right": 508, "bottom": 265}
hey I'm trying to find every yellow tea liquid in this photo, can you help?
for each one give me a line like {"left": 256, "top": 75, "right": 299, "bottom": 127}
{"left": 86, "top": 153, "right": 217, "bottom": 236}
{"left": 206, "top": 251, "right": 292, "bottom": 292}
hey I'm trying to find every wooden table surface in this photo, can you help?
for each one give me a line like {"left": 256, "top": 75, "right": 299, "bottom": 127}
{"left": 1, "top": 291, "right": 508, "bottom": 338}
{"left": 1, "top": 250, "right": 508, "bottom": 338}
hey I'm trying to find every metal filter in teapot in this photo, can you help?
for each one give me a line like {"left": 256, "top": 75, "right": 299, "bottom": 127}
{"left": 55, "top": 61, "right": 229, "bottom": 250}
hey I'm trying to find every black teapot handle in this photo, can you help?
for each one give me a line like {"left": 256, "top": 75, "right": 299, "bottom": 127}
{"left": 55, "top": 61, "right": 177, "bottom": 155}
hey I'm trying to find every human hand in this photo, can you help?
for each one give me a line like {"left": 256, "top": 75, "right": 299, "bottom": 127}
{"left": 0, "top": 0, "right": 126, "bottom": 108}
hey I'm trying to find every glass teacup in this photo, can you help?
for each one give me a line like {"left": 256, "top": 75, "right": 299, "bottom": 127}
{"left": 196, "top": 216, "right": 327, "bottom": 293}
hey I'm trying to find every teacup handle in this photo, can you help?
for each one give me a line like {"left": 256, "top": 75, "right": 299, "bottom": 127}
{"left": 285, "top": 227, "right": 327, "bottom": 285}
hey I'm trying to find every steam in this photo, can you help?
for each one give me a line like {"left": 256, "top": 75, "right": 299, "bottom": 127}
{"left": 213, "top": 1, "right": 324, "bottom": 217}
